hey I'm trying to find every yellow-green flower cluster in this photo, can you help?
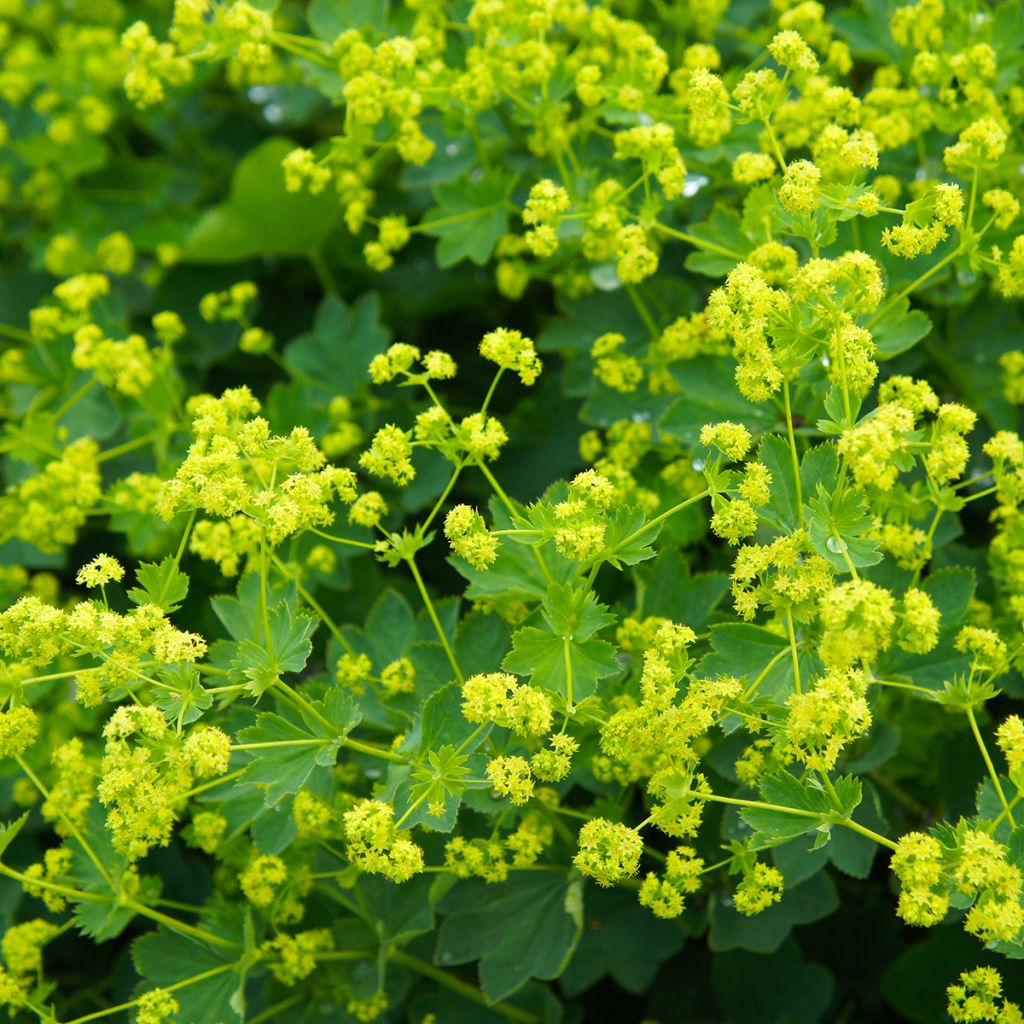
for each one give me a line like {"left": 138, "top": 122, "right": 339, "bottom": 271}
{"left": 342, "top": 799, "right": 424, "bottom": 882}
{"left": 461, "top": 672, "right": 552, "bottom": 737}
{"left": 573, "top": 819, "right": 643, "bottom": 887}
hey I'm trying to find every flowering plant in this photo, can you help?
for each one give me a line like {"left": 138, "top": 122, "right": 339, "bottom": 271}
{"left": 0, "top": 0, "right": 1023, "bottom": 1021}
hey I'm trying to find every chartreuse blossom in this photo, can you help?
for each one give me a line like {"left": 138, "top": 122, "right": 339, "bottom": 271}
{"left": 1, "top": 2, "right": 1024, "bottom": 1018}
{"left": 947, "top": 967, "right": 1023, "bottom": 1023}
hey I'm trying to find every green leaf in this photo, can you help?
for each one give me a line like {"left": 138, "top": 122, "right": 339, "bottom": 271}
{"left": 411, "top": 681, "right": 485, "bottom": 755}
{"left": 540, "top": 583, "right": 614, "bottom": 640}
{"left": 922, "top": 567, "right": 975, "bottom": 633}
{"left": 503, "top": 585, "right": 619, "bottom": 703}
{"left": 598, "top": 506, "right": 662, "bottom": 568}
{"left": 642, "top": 554, "right": 729, "bottom": 631}
{"left": 0, "top": 813, "right": 27, "bottom": 859}
{"left": 800, "top": 443, "right": 838, "bottom": 499}
{"left": 127, "top": 556, "right": 189, "bottom": 613}
{"left": 69, "top": 807, "right": 157, "bottom": 942}
{"left": 759, "top": 435, "right": 800, "bottom": 531}
{"left": 870, "top": 297, "right": 932, "bottom": 358}
{"left": 713, "top": 941, "right": 835, "bottom": 1024}
{"left": 364, "top": 589, "right": 418, "bottom": 663}
{"left": 537, "top": 290, "right": 644, "bottom": 355}
{"left": 742, "top": 773, "right": 832, "bottom": 847}
{"left": 132, "top": 928, "right": 242, "bottom": 1024}
{"left": 661, "top": 356, "right": 777, "bottom": 444}
{"left": 184, "top": 138, "right": 340, "bottom": 262}
{"left": 805, "top": 484, "right": 882, "bottom": 569}
{"left": 308, "top": 0, "right": 388, "bottom": 39}
{"left": 678, "top": 206, "right": 751, "bottom": 277}
{"left": 238, "top": 691, "right": 361, "bottom": 805}
{"left": 389, "top": 680, "right": 492, "bottom": 831}
{"left": 436, "top": 873, "right": 583, "bottom": 1002}
{"left": 452, "top": 502, "right": 576, "bottom": 601}
{"left": 708, "top": 872, "right": 839, "bottom": 954}
{"left": 819, "top": 182, "right": 878, "bottom": 222}
{"left": 283, "top": 294, "right": 390, "bottom": 396}
{"left": 560, "top": 887, "right": 683, "bottom": 996}
{"left": 503, "top": 629, "right": 618, "bottom": 703}
{"left": 698, "top": 624, "right": 815, "bottom": 702}
{"left": 454, "top": 612, "right": 511, "bottom": 677}
{"left": 881, "top": 927, "right": 1003, "bottom": 1024}
{"left": 152, "top": 664, "right": 213, "bottom": 726}
{"left": 829, "top": 781, "right": 887, "bottom": 878}
{"left": 357, "top": 874, "right": 436, "bottom": 942}
{"left": 422, "top": 171, "right": 516, "bottom": 267}
{"left": 742, "top": 773, "right": 863, "bottom": 850}
{"left": 231, "top": 603, "right": 318, "bottom": 697}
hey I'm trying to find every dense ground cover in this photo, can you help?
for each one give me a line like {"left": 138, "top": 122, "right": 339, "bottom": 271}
{"left": 0, "top": 0, "right": 1023, "bottom": 1021}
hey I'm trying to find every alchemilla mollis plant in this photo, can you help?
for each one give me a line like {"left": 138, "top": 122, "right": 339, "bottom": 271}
{"left": 0, "top": 0, "right": 1023, "bottom": 1021}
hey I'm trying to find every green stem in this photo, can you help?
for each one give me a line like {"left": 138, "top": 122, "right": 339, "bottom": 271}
{"left": 420, "top": 464, "right": 463, "bottom": 534}
{"left": 181, "top": 768, "right": 247, "bottom": 800}
{"left": 342, "top": 736, "right": 408, "bottom": 764}
{"left": 871, "top": 678, "right": 935, "bottom": 697}
{"left": 654, "top": 222, "right": 743, "bottom": 260}
{"left": 406, "top": 555, "right": 463, "bottom": 683}
{"left": 870, "top": 247, "right": 959, "bottom": 326}
{"left": 307, "top": 246, "right": 338, "bottom": 296}
{"left": 276, "top": 680, "right": 333, "bottom": 731}
{"left": 245, "top": 995, "right": 304, "bottom": 1024}
{"left": 0, "top": 865, "right": 107, "bottom": 905}
{"left": 309, "top": 527, "right": 376, "bottom": 550}
{"left": 625, "top": 282, "right": 660, "bottom": 339}
{"left": 990, "top": 790, "right": 1023, "bottom": 832}
{"left": 563, "top": 635, "right": 574, "bottom": 710}
{"left": 60, "top": 964, "right": 236, "bottom": 1024}
{"left": 394, "top": 789, "right": 430, "bottom": 829}
{"left": 966, "top": 706, "right": 1016, "bottom": 827}
{"left": 231, "top": 739, "right": 328, "bottom": 751}
{"left": 277, "top": 558, "right": 355, "bottom": 655}
{"left": 389, "top": 949, "right": 540, "bottom": 1024}
{"left": 96, "top": 432, "right": 158, "bottom": 463}
{"left": 480, "top": 370, "right": 504, "bottom": 417}
{"left": 15, "top": 756, "right": 114, "bottom": 889}
{"left": 608, "top": 489, "right": 711, "bottom": 559}
{"left": 53, "top": 377, "right": 97, "bottom": 421}
{"left": 785, "top": 608, "right": 802, "bottom": 695}
{"left": 782, "top": 379, "right": 804, "bottom": 520}
{"left": 455, "top": 722, "right": 487, "bottom": 756}
{"left": 743, "top": 646, "right": 789, "bottom": 700}
{"left": 475, "top": 460, "right": 555, "bottom": 586}
{"left": 693, "top": 792, "right": 898, "bottom": 850}
{"left": 124, "top": 899, "right": 240, "bottom": 951}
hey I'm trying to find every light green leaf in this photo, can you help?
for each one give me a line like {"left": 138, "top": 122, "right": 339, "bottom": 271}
{"left": 759, "top": 435, "right": 800, "bottom": 531}
{"left": 132, "top": 927, "right": 242, "bottom": 1024}
{"left": 805, "top": 484, "right": 882, "bottom": 569}
{"left": 128, "top": 556, "right": 189, "bottom": 613}
{"left": 422, "top": 171, "right": 516, "bottom": 267}
{"left": 870, "top": 296, "right": 932, "bottom": 358}
{"left": 283, "top": 294, "right": 390, "bottom": 396}
{"left": 308, "top": 0, "right": 388, "bottom": 39}
{"left": 503, "top": 585, "right": 619, "bottom": 702}
{"left": 185, "top": 138, "right": 340, "bottom": 262}
{"left": 237, "top": 691, "right": 361, "bottom": 805}
{"left": 661, "top": 357, "right": 777, "bottom": 444}
{"left": 231, "top": 603, "right": 318, "bottom": 697}
{"left": 698, "top": 624, "right": 815, "bottom": 702}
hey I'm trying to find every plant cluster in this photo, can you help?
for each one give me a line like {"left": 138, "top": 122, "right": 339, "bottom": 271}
{"left": 0, "top": 0, "right": 1022, "bottom": 1021}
